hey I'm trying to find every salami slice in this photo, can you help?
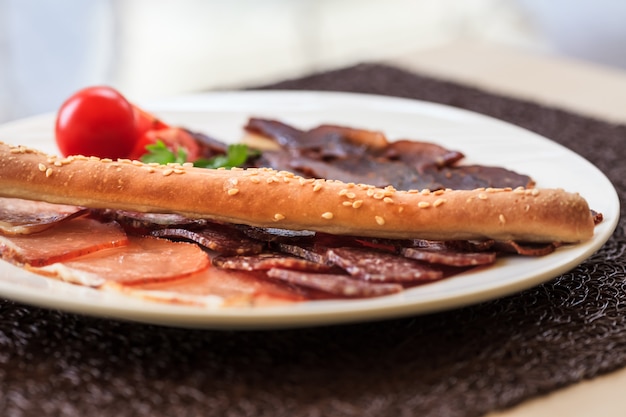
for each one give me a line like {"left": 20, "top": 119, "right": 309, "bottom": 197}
{"left": 213, "top": 253, "right": 332, "bottom": 272}
{"left": 33, "top": 236, "right": 210, "bottom": 287}
{"left": 326, "top": 247, "right": 442, "bottom": 282}
{"left": 0, "top": 197, "right": 86, "bottom": 235}
{"left": 276, "top": 243, "right": 328, "bottom": 265}
{"left": 151, "top": 224, "right": 264, "bottom": 255}
{"left": 267, "top": 268, "right": 403, "bottom": 298}
{"left": 401, "top": 247, "right": 496, "bottom": 267}
{"left": 0, "top": 218, "right": 128, "bottom": 267}
{"left": 494, "top": 240, "right": 558, "bottom": 256}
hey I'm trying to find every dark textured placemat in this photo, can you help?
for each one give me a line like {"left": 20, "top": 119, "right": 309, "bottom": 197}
{"left": 2, "top": 64, "right": 625, "bottom": 417}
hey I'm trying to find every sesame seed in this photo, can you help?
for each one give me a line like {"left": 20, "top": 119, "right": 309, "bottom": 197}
{"left": 499, "top": 214, "right": 506, "bottom": 224}
{"left": 383, "top": 197, "right": 394, "bottom": 204}
{"left": 342, "top": 201, "right": 353, "bottom": 207}
{"left": 375, "top": 216, "right": 385, "bottom": 225}
{"left": 45, "top": 168, "right": 53, "bottom": 177}
{"left": 162, "top": 169, "right": 174, "bottom": 176}
{"left": 321, "top": 212, "right": 334, "bottom": 220}
{"left": 433, "top": 198, "right": 447, "bottom": 207}
{"left": 274, "top": 213, "right": 285, "bottom": 221}
{"left": 38, "top": 163, "right": 46, "bottom": 172}
{"left": 531, "top": 189, "right": 540, "bottom": 196}
{"left": 338, "top": 189, "right": 348, "bottom": 196}
{"left": 250, "top": 177, "right": 261, "bottom": 184}
{"left": 420, "top": 189, "right": 431, "bottom": 195}
{"left": 313, "top": 183, "right": 322, "bottom": 192}
{"left": 373, "top": 192, "right": 385, "bottom": 200}
{"left": 478, "top": 193, "right": 488, "bottom": 200}
{"left": 352, "top": 200, "right": 363, "bottom": 208}
{"left": 346, "top": 192, "right": 356, "bottom": 199}
{"left": 418, "top": 201, "right": 430, "bottom": 208}
{"left": 227, "top": 188, "right": 239, "bottom": 196}
{"left": 54, "top": 161, "right": 63, "bottom": 167}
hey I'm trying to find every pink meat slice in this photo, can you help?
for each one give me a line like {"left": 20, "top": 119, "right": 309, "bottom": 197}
{"left": 34, "top": 236, "right": 210, "bottom": 287}
{"left": 0, "top": 197, "right": 87, "bottom": 235}
{"left": 0, "top": 217, "right": 128, "bottom": 267}
{"left": 116, "top": 267, "right": 307, "bottom": 307}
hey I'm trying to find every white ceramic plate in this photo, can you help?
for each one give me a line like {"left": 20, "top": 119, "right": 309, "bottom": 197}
{"left": 0, "top": 91, "right": 619, "bottom": 329}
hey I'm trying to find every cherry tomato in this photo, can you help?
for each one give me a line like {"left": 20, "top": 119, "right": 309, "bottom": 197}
{"left": 128, "top": 127, "right": 201, "bottom": 161}
{"left": 133, "top": 105, "right": 169, "bottom": 139}
{"left": 55, "top": 86, "right": 138, "bottom": 159}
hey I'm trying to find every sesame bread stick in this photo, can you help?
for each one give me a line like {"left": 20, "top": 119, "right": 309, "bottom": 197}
{"left": 0, "top": 142, "right": 595, "bottom": 243}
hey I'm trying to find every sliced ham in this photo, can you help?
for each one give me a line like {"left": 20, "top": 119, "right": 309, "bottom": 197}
{"left": 32, "top": 236, "right": 210, "bottom": 287}
{"left": 115, "top": 267, "right": 307, "bottom": 307}
{"left": 0, "top": 197, "right": 87, "bottom": 235}
{"left": 0, "top": 217, "right": 128, "bottom": 267}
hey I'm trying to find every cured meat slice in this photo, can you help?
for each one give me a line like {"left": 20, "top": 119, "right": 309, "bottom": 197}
{"left": 0, "top": 218, "right": 128, "bottom": 267}
{"left": 213, "top": 253, "right": 332, "bottom": 272}
{"left": 240, "top": 225, "right": 315, "bottom": 243}
{"left": 93, "top": 209, "right": 206, "bottom": 232}
{"left": 493, "top": 241, "right": 559, "bottom": 256}
{"left": 117, "top": 268, "right": 307, "bottom": 307}
{"left": 401, "top": 247, "right": 496, "bottom": 267}
{"left": 150, "top": 224, "right": 264, "bottom": 255}
{"left": 379, "top": 139, "right": 464, "bottom": 172}
{"left": 326, "top": 247, "right": 442, "bottom": 282}
{"left": 267, "top": 268, "right": 403, "bottom": 298}
{"left": 33, "top": 236, "right": 210, "bottom": 287}
{"left": 276, "top": 243, "right": 328, "bottom": 265}
{"left": 0, "top": 197, "right": 86, "bottom": 235}
{"left": 244, "top": 118, "right": 304, "bottom": 148}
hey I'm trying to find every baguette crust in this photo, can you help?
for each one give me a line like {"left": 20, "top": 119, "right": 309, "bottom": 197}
{"left": 0, "top": 142, "right": 595, "bottom": 243}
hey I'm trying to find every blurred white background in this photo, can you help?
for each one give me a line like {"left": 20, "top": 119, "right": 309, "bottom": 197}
{"left": 1, "top": 0, "right": 625, "bottom": 123}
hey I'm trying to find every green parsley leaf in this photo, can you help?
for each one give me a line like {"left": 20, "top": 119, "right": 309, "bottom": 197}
{"left": 139, "top": 140, "right": 258, "bottom": 169}
{"left": 194, "top": 144, "right": 258, "bottom": 169}
{"left": 140, "top": 140, "right": 187, "bottom": 165}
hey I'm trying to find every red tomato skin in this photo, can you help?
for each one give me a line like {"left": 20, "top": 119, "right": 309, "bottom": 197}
{"left": 128, "top": 127, "right": 200, "bottom": 161}
{"left": 133, "top": 105, "right": 169, "bottom": 138}
{"left": 55, "top": 86, "right": 138, "bottom": 159}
